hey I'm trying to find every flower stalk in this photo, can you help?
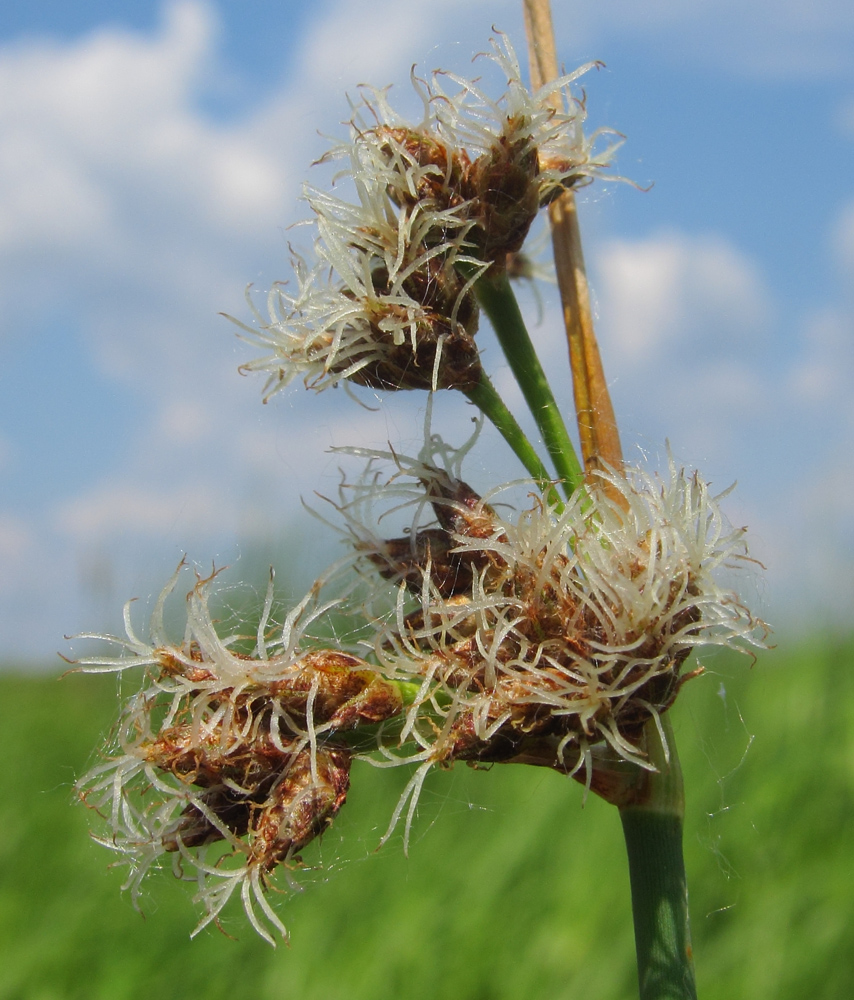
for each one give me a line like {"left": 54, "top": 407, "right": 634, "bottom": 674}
{"left": 472, "top": 267, "right": 584, "bottom": 497}
{"left": 463, "top": 371, "right": 564, "bottom": 507}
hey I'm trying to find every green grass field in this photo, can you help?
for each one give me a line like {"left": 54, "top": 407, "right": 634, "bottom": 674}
{"left": 2, "top": 639, "right": 852, "bottom": 1000}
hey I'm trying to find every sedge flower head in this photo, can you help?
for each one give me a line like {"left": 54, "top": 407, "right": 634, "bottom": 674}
{"left": 236, "top": 33, "right": 620, "bottom": 399}
{"left": 236, "top": 150, "right": 483, "bottom": 397}
{"left": 351, "top": 33, "right": 622, "bottom": 259}
{"left": 334, "top": 446, "right": 764, "bottom": 841}
{"left": 74, "top": 562, "right": 402, "bottom": 944}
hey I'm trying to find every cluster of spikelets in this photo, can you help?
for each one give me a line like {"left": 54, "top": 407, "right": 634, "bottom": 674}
{"left": 336, "top": 446, "right": 762, "bottom": 839}
{"left": 74, "top": 566, "right": 404, "bottom": 944}
{"left": 73, "top": 30, "right": 763, "bottom": 945}
{"left": 74, "top": 443, "right": 762, "bottom": 942}
{"left": 234, "top": 34, "right": 620, "bottom": 398}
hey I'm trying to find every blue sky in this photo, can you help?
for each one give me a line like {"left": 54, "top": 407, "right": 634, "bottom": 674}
{"left": 1, "top": 0, "right": 852, "bottom": 663}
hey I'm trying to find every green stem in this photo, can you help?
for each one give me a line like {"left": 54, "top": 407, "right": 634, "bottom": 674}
{"left": 473, "top": 269, "right": 584, "bottom": 497}
{"left": 619, "top": 716, "right": 698, "bottom": 1000}
{"left": 464, "top": 374, "right": 563, "bottom": 509}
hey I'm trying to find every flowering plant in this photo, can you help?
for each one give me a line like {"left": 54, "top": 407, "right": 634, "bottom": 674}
{"left": 74, "top": 5, "right": 764, "bottom": 997}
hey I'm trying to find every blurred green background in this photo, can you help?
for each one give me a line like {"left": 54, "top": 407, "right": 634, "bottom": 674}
{"left": 2, "top": 640, "right": 852, "bottom": 1000}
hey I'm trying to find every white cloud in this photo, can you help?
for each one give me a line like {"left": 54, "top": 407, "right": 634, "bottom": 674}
{"left": 0, "top": 0, "right": 293, "bottom": 312}
{"left": 595, "top": 231, "right": 772, "bottom": 365}
{"left": 56, "top": 481, "right": 242, "bottom": 540}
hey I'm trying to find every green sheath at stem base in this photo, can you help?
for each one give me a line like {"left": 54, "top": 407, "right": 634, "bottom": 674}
{"left": 617, "top": 715, "right": 698, "bottom": 1000}
{"left": 620, "top": 810, "right": 698, "bottom": 1000}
